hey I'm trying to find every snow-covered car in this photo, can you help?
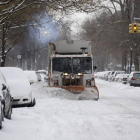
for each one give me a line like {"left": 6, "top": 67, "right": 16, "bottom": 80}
{"left": 128, "top": 71, "right": 140, "bottom": 86}
{"left": 108, "top": 71, "right": 115, "bottom": 82}
{"left": 104, "top": 71, "right": 112, "bottom": 81}
{"left": 111, "top": 71, "right": 125, "bottom": 82}
{"left": 121, "top": 74, "right": 130, "bottom": 84}
{"left": 0, "top": 68, "right": 36, "bottom": 107}
{"left": 36, "top": 70, "right": 48, "bottom": 82}
{"left": 0, "top": 71, "right": 12, "bottom": 120}
{"left": 115, "top": 73, "right": 129, "bottom": 83}
{"left": 24, "top": 71, "right": 38, "bottom": 84}
{"left": 115, "top": 74, "right": 124, "bottom": 82}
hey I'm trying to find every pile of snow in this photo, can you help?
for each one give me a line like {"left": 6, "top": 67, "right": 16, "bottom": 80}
{"left": 32, "top": 82, "right": 97, "bottom": 100}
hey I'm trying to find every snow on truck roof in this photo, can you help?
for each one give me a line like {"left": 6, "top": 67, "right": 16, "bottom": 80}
{"left": 49, "top": 40, "right": 91, "bottom": 54}
{"left": 0, "top": 67, "right": 31, "bottom": 97}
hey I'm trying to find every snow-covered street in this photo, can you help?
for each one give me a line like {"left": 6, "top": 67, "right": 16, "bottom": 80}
{"left": 0, "top": 79, "right": 140, "bottom": 140}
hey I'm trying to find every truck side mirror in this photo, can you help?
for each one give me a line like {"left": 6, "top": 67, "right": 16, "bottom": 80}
{"left": 93, "top": 66, "right": 97, "bottom": 70}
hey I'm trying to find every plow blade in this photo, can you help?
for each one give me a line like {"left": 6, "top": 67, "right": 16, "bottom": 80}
{"left": 60, "top": 86, "right": 99, "bottom": 100}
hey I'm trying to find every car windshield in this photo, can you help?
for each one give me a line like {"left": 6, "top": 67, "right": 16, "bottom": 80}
{"left": 73, "top": 57, "right": 92, "bottom": 74}
{"left": 52, "top": 58, "right": 72, "bottom": 74}
{"left": 112, "top": 72, "right": 115, "bottom": 75}
{"left": 133, "top": 73, "right": 140, "bottom": 78}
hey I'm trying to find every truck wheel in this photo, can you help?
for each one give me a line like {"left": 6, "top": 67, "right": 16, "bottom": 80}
{"left": 130, "top": 83, "right": 133, "bottom": 86}
{"left": 94, "top": 98, "right": 98, "bottom": 101}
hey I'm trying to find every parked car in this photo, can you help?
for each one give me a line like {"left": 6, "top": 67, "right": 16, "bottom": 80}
{"left": 0, "top": 71, "right": 12, "bottom": 120}
{"left": 0, "top": 81, "right": 12, "bottom": 129}
{"left": 111, "top": 71, "right": 125, "bottom": 82}
{"left": 104, "top": 71, "right": 112, "bottom": 81}
{"left": 108, "top": 71, "right": 115, "bottom": 82}
{"left": 121, "top": 74, "right": 130, "bottom": 84}
{"left": 36, "top": 70, "right": 48, "bottom": 82}
{"left": 0, "top": 68, "right": 36, "bottom": 107}
{"left": 128, "top": 71, "right": 140, "bottom": 86}
{"left": 115, "top": 74, "right": 123, "bottom": 82}
{"left": 24, "top": 71, "right": 38, "bottom": 84}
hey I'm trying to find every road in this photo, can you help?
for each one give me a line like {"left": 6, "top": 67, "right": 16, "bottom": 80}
{"left": 0, "top": 79, "right": 140, "bottom": 140}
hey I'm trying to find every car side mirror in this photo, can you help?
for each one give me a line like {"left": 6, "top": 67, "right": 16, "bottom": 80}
{"left": 93, "top": 66, "right": 97, "bottom": 70}
{"left": 2, "top": 84, "right": 7, "bottom": 90}
{"left": 30, "top": 81, "right": 34, "bottom": 85}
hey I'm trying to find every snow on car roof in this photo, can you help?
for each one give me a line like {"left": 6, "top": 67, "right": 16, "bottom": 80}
{"left": 0, "top": 67, "right": 31, "bottom": 97}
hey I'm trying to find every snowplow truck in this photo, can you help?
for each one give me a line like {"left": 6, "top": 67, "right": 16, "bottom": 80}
{"left": 47, "top": 40, "right": 99, "bottom": 100}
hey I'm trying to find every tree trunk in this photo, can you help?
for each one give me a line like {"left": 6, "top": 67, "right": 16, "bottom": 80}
{"left": 1, "top": 24, "right": 6, "bottom": 67}
{"left": 1, "top": 56, "right": 6, "bottom": 67}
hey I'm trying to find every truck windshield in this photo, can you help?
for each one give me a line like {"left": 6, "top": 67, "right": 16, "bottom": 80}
{"left": 52, "top": 57, "right": 92, "bottom": 74}
{"left": 52, "top": 58, "right": 72, "bottom": 74}
{"left": 73, "top": 57, "right": 92, "bottom": 74}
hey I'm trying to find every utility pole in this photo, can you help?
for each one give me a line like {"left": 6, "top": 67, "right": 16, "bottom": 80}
{"left": 1, "top": 24, "right": 6, "bottom": 67}
{"left": 130, "top": 47, "right": 132, "bottom": 73}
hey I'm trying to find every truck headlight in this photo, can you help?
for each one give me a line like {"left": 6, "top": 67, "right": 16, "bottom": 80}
{"left": 77, "top": 73, "right": 83, "bottom": 76}
{"left": 63, "top": 73, "right": 68, "bottom": 76}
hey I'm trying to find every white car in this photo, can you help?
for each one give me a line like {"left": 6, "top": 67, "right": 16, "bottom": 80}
{"left": 111, "top": 71, "right": 125, "bottom": 82}
{"left": 24, "top": 71, "right": 38, "bottom": 84}
{"left": 121, "top": 74, "right": 130, "bottom": 84}
{"left": 108, "top": 71, "right": 115, "bottom": 82}
{"left": 0, "top": 67, "right": 36, "bottom": 107}
{"left": 36, "top": 70, "right": 48, "bottom": 82}
{"left": 104, "top": 71, "right": 112, "bottom": 81}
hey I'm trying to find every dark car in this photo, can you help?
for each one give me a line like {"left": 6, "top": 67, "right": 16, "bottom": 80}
{"left": 0, "top": 71, "right": 12, "bottom": 121}
{"left": 0, "top": 94, "right": 3, "bottom": 129}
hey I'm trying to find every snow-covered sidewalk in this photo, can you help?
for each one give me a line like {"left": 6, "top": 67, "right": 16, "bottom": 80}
{"left": 0, "top": 80, "right": 140, "bottom": 140}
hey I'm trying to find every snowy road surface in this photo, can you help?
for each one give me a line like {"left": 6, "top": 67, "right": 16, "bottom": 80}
{"left": 0, "top": 79, "right": 140, "bottom": 140}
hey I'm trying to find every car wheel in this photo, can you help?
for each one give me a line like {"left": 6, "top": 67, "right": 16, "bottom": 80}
{"left": 32, "top": 98, "right": 36, "bottom": 107}
{"left": 1, "top": 105, "right": 4, "bottom": 121}
{"left": 29, "top": 98, "right": 36, "bottom": 107}
{"left": 0, "top": 106, "right": 2, "bottom": 129}
{"left": 6, "top": 105, "right": 12, "bottom": 120}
